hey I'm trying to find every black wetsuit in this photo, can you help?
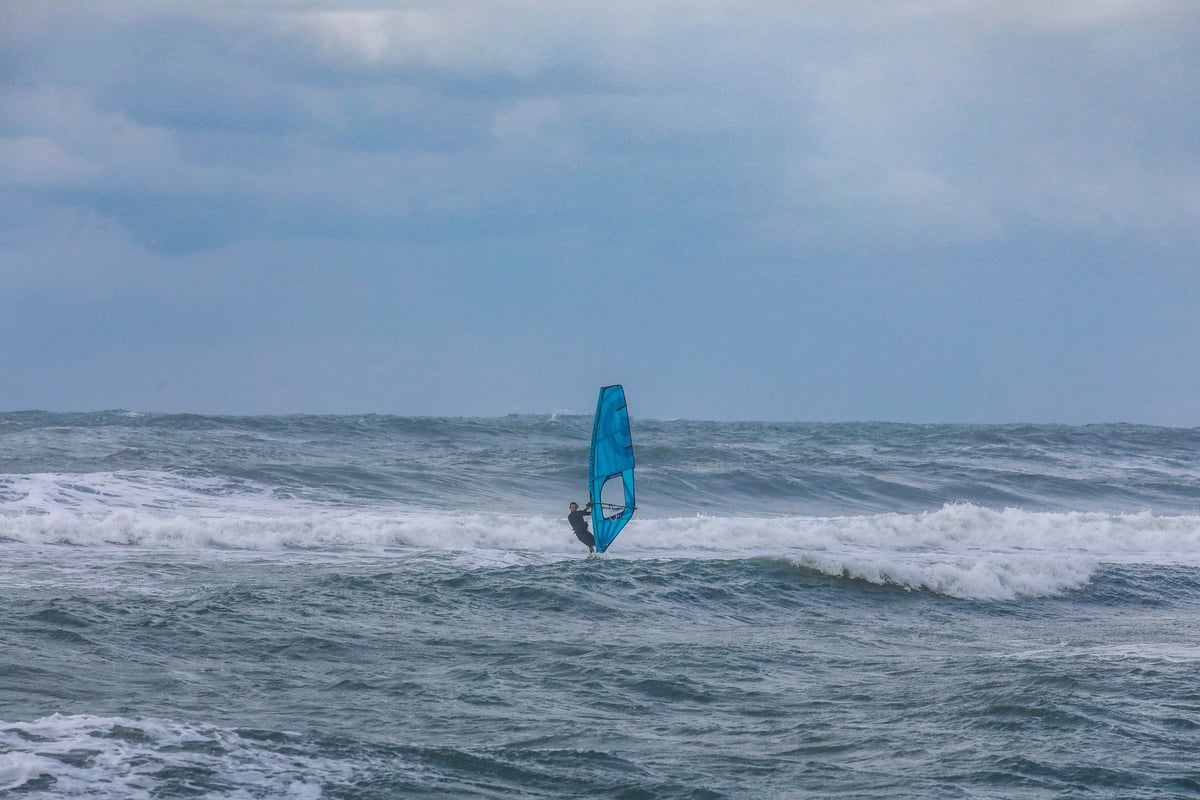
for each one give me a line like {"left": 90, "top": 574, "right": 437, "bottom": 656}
{"left": 568, "top": 505, "right": 595, "bottom": 550}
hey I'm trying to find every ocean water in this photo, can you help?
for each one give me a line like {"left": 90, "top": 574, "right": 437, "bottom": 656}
{"left": 2, "top": 411, "right": 1199, "bottom": 798}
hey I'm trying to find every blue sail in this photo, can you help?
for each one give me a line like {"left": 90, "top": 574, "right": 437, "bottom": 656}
{"left": 589, "top": 385, "right": 636, "bottom": 553}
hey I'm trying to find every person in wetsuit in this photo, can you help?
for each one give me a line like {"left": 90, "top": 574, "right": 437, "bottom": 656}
{"left": 567, "top": 501, "right": 594, "bottom": 553}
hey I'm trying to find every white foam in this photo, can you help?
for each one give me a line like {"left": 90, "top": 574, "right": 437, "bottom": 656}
{"left": 618, "top": 505, "right": 1200, "bottom": 599}
{"left": 3, "top": 500, "right": 1199, "bottom": 599}
{"left": 0, "top": 714, "right": 352, "bottom": 798}
{"left": 0, "top": 752, "right": 47, "bottom": 793}
{"left": 0, "top": 471, "right": 279, "bottom": 515}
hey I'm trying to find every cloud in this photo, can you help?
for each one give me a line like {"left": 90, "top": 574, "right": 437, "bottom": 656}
{"left": 761, "top": 0, "right": 1200, "bottom": 246}
{"left": 897, "top": 0, "right": 1192, "bottom": 31}
{"left": 0, "top": 136, "right": 102, "bottom": 189}
{"left": 291, "top": 7, "right": 562, "bottom": 76}
{"left": 1, "top": 88, "right": 192, "bottom": 191}
{"left": 6, "top": 0, "right": 1196, "bottom": 256}
{"left": 0, "top": 203, "right": 150, "bottom": 293}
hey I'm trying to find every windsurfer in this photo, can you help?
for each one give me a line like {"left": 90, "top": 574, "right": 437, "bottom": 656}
{"left": 567, "top": 501, "right": 595, "bottom": 553}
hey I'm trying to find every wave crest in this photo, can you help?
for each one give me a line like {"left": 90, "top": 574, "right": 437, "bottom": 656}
{"left": 4, "top": 503, "right": 1199, "bottom": 600}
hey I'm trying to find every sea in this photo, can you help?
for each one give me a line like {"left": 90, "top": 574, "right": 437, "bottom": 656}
{"left": 2, "top": 411, "right": 1199, "bottom": 799}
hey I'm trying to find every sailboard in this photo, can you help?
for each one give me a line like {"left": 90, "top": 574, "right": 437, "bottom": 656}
{"left": 589, "top": 384, "right": 636, "bottom": 554}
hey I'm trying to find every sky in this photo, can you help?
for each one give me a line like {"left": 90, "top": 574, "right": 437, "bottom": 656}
{"left": 2, "top": 0, "right": 1198, "bottom": 424}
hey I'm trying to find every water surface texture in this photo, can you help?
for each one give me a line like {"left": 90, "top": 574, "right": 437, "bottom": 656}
{"left": 2, "top": 413, "right": 1198, "bottom": 798}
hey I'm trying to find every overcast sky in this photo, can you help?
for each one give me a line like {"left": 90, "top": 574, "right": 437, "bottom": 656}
{"left": 3, "top": 0, "right": 1198, "bottom": 423}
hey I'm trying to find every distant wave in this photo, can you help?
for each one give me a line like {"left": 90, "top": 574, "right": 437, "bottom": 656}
{"left": 5, "top": 415, "right": 1200, "bottom": 517}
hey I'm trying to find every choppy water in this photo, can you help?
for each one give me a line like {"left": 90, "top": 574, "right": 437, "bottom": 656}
{"left": 2, "top": 412, "right": 1199, "bottom": 797}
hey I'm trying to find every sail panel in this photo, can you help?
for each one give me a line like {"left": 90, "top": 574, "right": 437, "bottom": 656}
{"left": 589, "top": 385, "right": 636, "bottom": 553}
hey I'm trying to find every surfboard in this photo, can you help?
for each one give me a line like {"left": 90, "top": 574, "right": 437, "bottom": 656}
{"left": 589, "top": 384, "right": 636, "bottom": 554}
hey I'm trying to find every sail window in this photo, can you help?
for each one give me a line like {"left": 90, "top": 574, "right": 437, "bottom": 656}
{"left": 600, "top": 474, "right": 627, "bottom": 517}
